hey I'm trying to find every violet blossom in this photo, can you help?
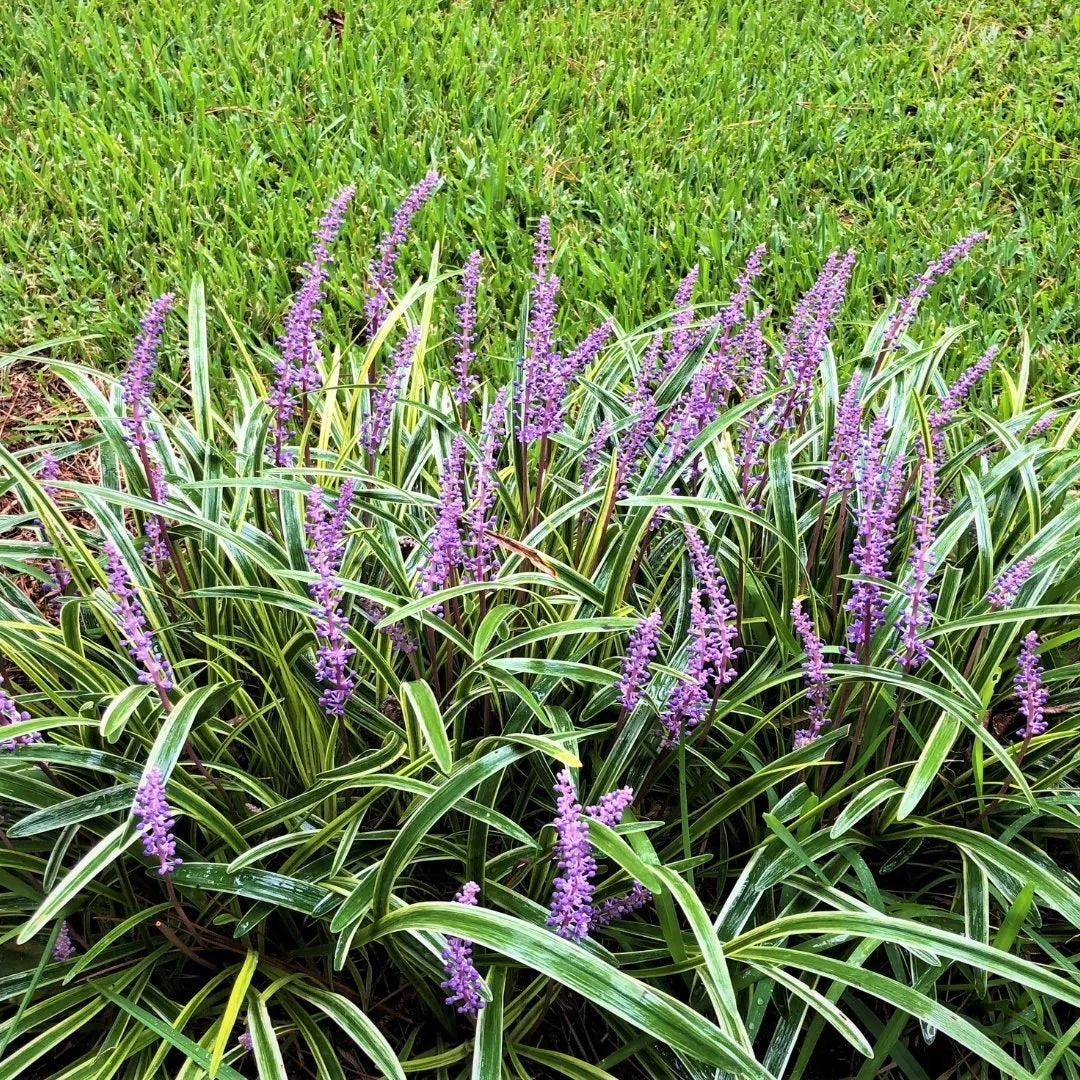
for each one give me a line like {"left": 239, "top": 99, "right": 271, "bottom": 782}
{"left": 133, "top": 767, "right": 181, "bottom": 876}
{"left": 0, "top": 672, "right": 39, "bottom": 751}
{"left": 516, "top": 216, "right": 560, "bottom": 445}
{"left": 1014, "top": 631, "right": 1049, "bottom": 739}
{"left": 547, "top": 768, "right": 596, "bottom": 941}
{"left": 844, "top": 416, "right": 904, "bottom": 661}
{"left": 791, "top": 598, "right": 832, "bottom": 748}
{"left": 37, "top": 453, "right": 72, "bottom": 591}
{"left": 358, "top": 598, "right": 418, "bottom": 654}
{"left": 420, "top": 436, "right": 467, "bottom": 596}
{"left": 585, "top": 786, "right": 634, "bottom": 827}
{"left": 238, "top": 1033, "right": 253, "bottom": 1053}
{"left": 617, "top": 608, "right": 662, "bottom": 711}
{"left": 305, "top": 481, "right": 358, "bottom": 716}
{"left": 451, "top": 250, "right": 482, "bottom": 406}
{"left": 822, "top": 371, "right": 863, "bottom": 501}
{"left": 267, "top": 186, "right": 356, "bottom": 466}
{"left": 660, "top": 266, "right": 701, "bottom": 380}
{"left": 464, "top": 391, "right": 507, "bottom": 583}
{"left": 581, "top": 419, "right": 612, "bottom": 490}
{"left": 895, "top": 450, "right": 940, "bottom": 669}
{"left": 362, "top": 325, "right": 421, "bottom": 457}
{"left": 929, "top": 344, "right": 997, "bottom": 458}
{"left": 881, "top": 231, "right": 988, "bottom": 357}
{"left": 364, "top": 170, "right": 440, "bottom": 341}
{"left": 440, "top": 881, "right": 485, "bottom": 1015}
{"left": 986, "top": 556, "right": 1035, "bottom": 611}
{"left": 592, "top": 882, "right": 652, "bottom": 926}
{"left": 52, "top": 921, "right": 76, "bottom": 961}
{"left": 1030, "top": 411, "right": 1056, "bottom": 437}
{"left": 616, "top": 333, "right": 662, "bottom": 496}
{"left": 104, "top": 542, "right": 174, "bottom": 697}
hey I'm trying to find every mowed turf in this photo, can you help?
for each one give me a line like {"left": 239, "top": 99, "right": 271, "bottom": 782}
{"left": 1, "top": 0, "right": 1076, "bottom": 384}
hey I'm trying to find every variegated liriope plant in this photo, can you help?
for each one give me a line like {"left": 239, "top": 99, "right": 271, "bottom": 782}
{"left": 1, "top": 177, "right": 1079, "bottom": 1080}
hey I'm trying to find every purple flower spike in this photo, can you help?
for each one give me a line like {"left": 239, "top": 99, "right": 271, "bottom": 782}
{"left": 306, "top": 481, "right": 358, "bottom": 717}
{"left": 0, "top": 672, "right": 39, "bottom": 751}
{"left": 36, "top": 454, "right": 73, "bottom": 591}
{"left": 358, "top": 598, "right": 418, "bottom": 654}
{"left": 791, "top": 598, "right": 831, "bottom": 748}
{"left": 268, "top": 186, "right": 356, "bottom": 466}
{"left": 929, "top": 344, "right": 997, "bottom": 458}
{"left": 104, "top": 542, "right": 174, "bottom": 697}
{"left": 452, "top": 250, "right": 482, "bottom": 406}
{"left": 547, "top": 769, "right": 596, "bottom": 942}
{"left": 683, "top": 526, "right": 741, "bottom": 685}
{"left": 464, "top": 391, "right": 507, "bottom": 583}
{"left": 881, "top": 232, "right": 988, "bottom": 357}
{"left": 581, "top": 419, "right": 612, "bottom": 491}
{"left": 121, "top": 293, "right": 175, "bottom": 564}
{"left": 53, "top": 921, "right": 76, "bottom": 961}
{"left": 238, "top": 1032, "right": 253, "bottom": 1053}
{"left": 420, "top": 436, "right": 468, "bottom": 596}
{"left": 660, "top": 266, "right": 701, "bottom": 380}
{"left": 1030, "top": 411, "right": 1056, "bottom": 437}
{"left": 517, "top": 217, "right": 561, "bottom": 445}
{"left": 823, "top": 372, "right": 863, "bottom": 501}
{"left": 365, "top": 170, "right": 440, "bottom": 341}
{"left": 586, "top": 786, "right": 634, "bottom": 827}
{"left": 133, "top": 768, "right": 181, "bottom": 876}
{"left": 1014, "top": 631, "right": 1049, "bottom": 739}
{"left": 987, "top": 556, "right": 1035, "bottom": 611}
{"left": 617, "top": 333, "right": 662, "bottom": 497}
{"left": 845, "top": 416, "right": 904, "bottom": 661}
{"left": 363, "top": 325, "right": 422, "bottom": 457}
{"left": 617, "top": 609, "right": 662, "bottom": 711}
{"left": 895, "top": 451, "right": 940, "bottom": 669}
{"left": 440, "top": 881, "right": 485, "bottom": 1015}
{"left": 593, "top": 882, "right": 652, "bottom": 926}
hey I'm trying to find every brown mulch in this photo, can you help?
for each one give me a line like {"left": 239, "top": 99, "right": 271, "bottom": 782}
{"left": 0, "top": 363, "right": 100, "bottom": 617}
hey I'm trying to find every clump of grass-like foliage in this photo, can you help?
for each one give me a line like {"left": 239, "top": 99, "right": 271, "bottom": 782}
{"left": 1, "top": 178, "right": 1079, "bottom": 1080}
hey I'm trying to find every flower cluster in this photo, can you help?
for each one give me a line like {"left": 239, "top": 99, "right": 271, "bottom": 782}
{"left": 358, "top": 598, "right": 418, "bottom": 654}
{"left": 1, "top": 672, "right": 39, "bottom": 751}
{"left": 363, "top": 325, "right": 422, "bottom": 457}
{"left": 617, "top": 333, "right": 662, "bottom": 496}
{"left": 881, "top": 232, "right": 988, "bottom": 357}
{"left": 822, "top": 372, "right": 863, "bottom": 501}
{"left": 52, "top": 921, "right": 76, "bottom": 961}
{"left": 37, "top": 453, "right": 73, "bottom": 591}
{"left": 986, "top": 557, "right": 1035, "bottom": 611}
{"left": 1014, "top": 631, "right": 1049, "bottom": 740}
{"left": 305, "top": 481, "right": 358, "bottom": 717}
{"left": 929, "top": 344, "right": 997, "bottom": 458}
{"left": 268, "top": 186, "right": 356, "bottom": 465}
{"left": 581, "top": 418, "right": 612, "bottom": 491}
{"left": 463, "top": 393, "right": 507, "bottom": 583}
{"left": 593, "top": 882, "right": 653, "bottom": 927}
{"left": 364, "top": 170, "right": 440, "bottom": 341}
{"left": 440, "top": 881, "right": 485, "bottom": 1016}
{"left": 133, "top": 767, "right": 181, "bottom": 876}
{"left": 660, "top": 265, "right": 701, "bottom": 380}
{"left": 791, "top": 598, "right": 831, "bottom": 748}
{"left": 104, "top": 542, "right": 174, "bottom": 698}
{"left": 895, "top": 451, "right": 940, "bottom": 669}
{"left": 121, "top": 293, "right": 175, "bottom": 563}
{"left": 845, "top": 416, "right": 904, "bottom": 660}
{"left": 420, "top": 436, "right": 468, "bottom": 596}
{"left": 547, "top": 770, "right": 639, "bottom": 941}
{"left": 451, "top": 250, "right": 482, "bottom": 406}
{"left": 617, "top": 609, "right": 662, "bottom": 711}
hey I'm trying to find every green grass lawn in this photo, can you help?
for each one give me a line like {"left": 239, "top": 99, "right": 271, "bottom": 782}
{"left": 1, "top": 0, "right": 1076, "bottom": 383}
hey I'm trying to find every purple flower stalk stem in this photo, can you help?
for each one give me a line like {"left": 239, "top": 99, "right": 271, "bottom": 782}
{"left": 451, "top": 250, "right": 482, "bottom": 406}
{"left": 929, "top": 344, "right": 997, "bottom": 458}
{"left": 617, "top": 333, "right": 662, "bottom": 496}
{"left": 121, "top": 293, "right": 175, "bottom": 564}
{"left": 517, "top": 216, "right": 560, "bottom": 445}
{"left": 464, "top": 391, "right": 507, "bottom": 583}
{"left": 659, "top": 588, "right": 712, "bottom": 747}
{"left": 617, "top": 609, "right": 662, "bottom": 711}
{"left": 37, "top": 453, "right": 73, "bottom": 591}
{"left": 267, "top": 186, "right": 356, "bottom": 466}
{"left": 547, "top": 768, "right": 597, "bottom": 941}
{"left": 104, "top": 542, "right": 174, "bottom": 699}
{"left": 986, "top": 556, "right": 1035, "bottom": 610}
{"left": 660, "top": 266, "right": 700, "bottom": 380}
{"left": 53, "top": 921, "right": 76, "bottom": 961}
{"left": 791, "top": 598, "right": 832, "bottom": 748}
{"left": 440, "top": 881, "right": 485, "bottom": 1015}
{"left": 881, "top": 232, "right": 988, "bottom": 358}
{"left": 0, "top": 672, "right": 39, "bottom": 751}
{"left": 823, "top": 372, "right": 863, "bottom": 501}
{"left": 1014, "top": 631, "right": 1049, "bottom": 739}
{"left": 895, "top": 451, "right": 940, "bottom": 669}
{"left": 305, "top": 481, "right": 358, "bottom": 716}
{"left": 238, "top": 1032, "right": 253, "bottom": 1053}
{"left": 734, "top": 309, "right": 773, "bottom": 497}
{"left": 845, "top": 416, "right": 904, "bottom": 660}
{"left": 364, "top": 171, "right": 440, "bottom": 341}
{"left": 363, "top": 325, "right": 421, "bottom": 457}
{"left": 581, "top": 419, "right": 612, "bottom": 491}
{"left": 593, "top": 881, "right": 652, "bottom": 926}
{"left": 1030, "top": 411, "right": 1056, "bottom": 437}
{"left": 358, "top": 598, "right": 418, "bottom": 653}
{"left": 421, "top": 436, "right": 467, "bottom": 596}
{"left": 133, "top": 768, "right": 181, "bottom": 876}
{"left": 683, "top": 525, "right": 741, "bottom": 684}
